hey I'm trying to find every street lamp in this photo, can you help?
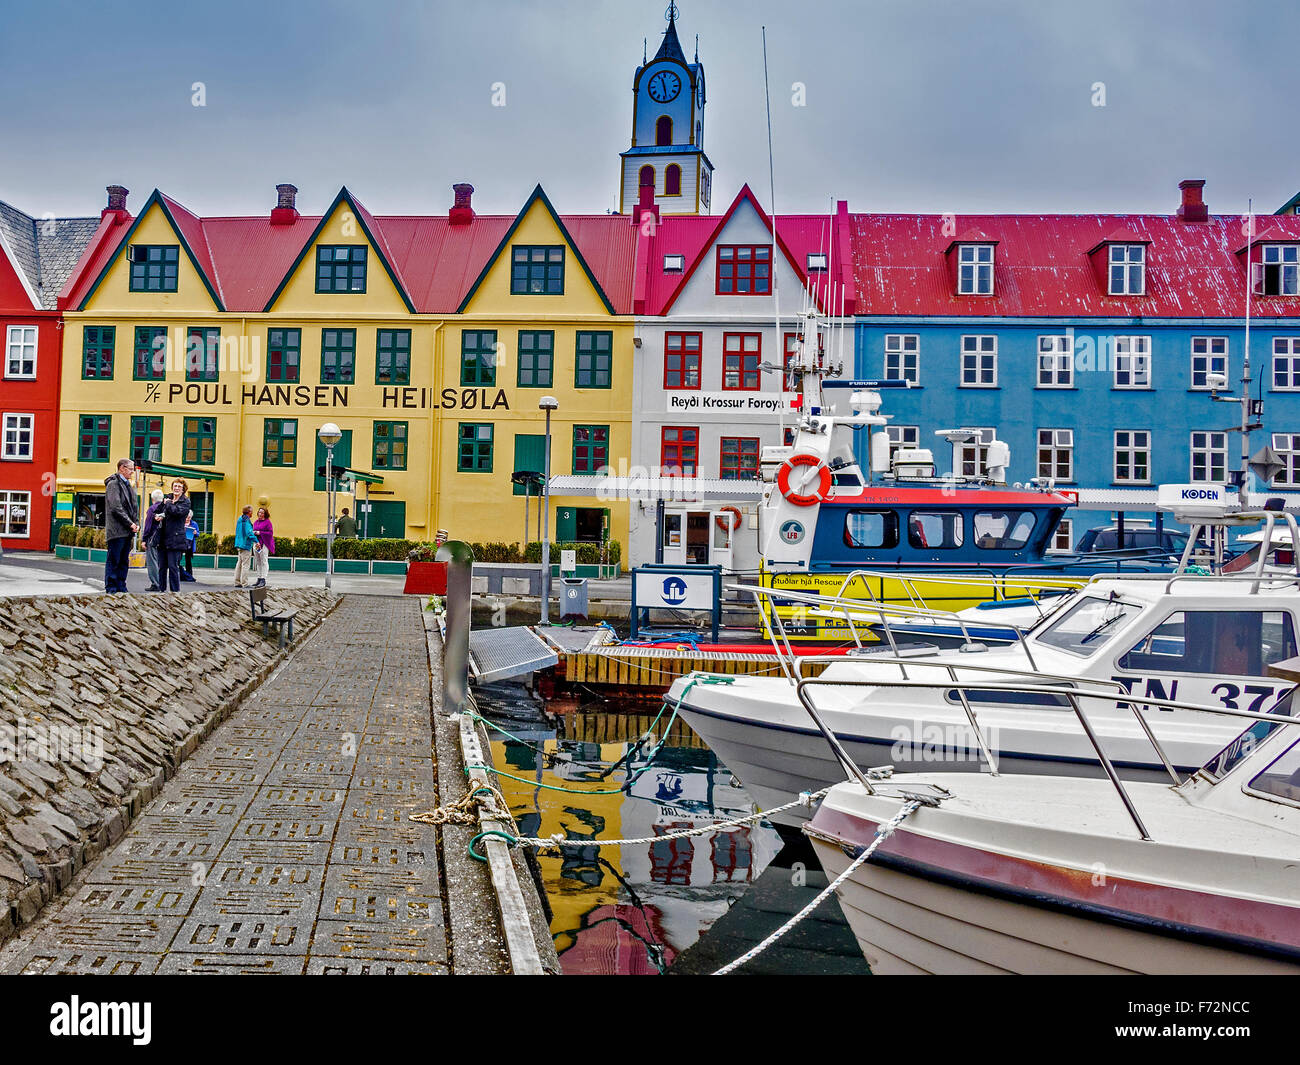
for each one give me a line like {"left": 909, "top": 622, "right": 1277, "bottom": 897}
{"left": 318, "top": 422, "right": 342, "bottom": 591}
{"left": 538, "top": 396, "right": 558, "bottom": 624}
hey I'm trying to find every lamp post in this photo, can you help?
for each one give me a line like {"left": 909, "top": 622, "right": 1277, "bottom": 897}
{"left": 539, "top": 396, "right": 558, "bottom": 624}
{"left": 317, "top": 422, "right": 342, "bottom": 591}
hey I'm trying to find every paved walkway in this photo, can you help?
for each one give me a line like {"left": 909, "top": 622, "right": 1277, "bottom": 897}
{"left": 0, "top": 596, "right": 451, "bottom": 974}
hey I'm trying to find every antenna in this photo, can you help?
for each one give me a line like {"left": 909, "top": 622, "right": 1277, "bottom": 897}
{"left": 763, "top": 26, "right": 782, "bottom": 440}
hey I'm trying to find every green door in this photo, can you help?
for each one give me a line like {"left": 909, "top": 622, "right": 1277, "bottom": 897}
{"left": 314, "top": 430, "right": 353, "bottom": 492}
{"left": 556, "top": 505, "right": 577, "bottom": 542}
{"left": 363, "top": 500, "right": 405, "bottom": 539}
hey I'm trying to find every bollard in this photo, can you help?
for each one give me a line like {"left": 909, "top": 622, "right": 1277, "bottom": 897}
{"left": 438, "top": 540, "right": 475, "bottom": 716}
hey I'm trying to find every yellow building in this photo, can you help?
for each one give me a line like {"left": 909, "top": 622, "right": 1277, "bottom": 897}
{"left": 56, "top": 183, "right": 634, "bottom": 562}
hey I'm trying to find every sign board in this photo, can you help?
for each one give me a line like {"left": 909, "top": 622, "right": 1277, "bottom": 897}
{"left": 560, "top": 549, "right": 576, "bottom": 574}
{"left": 630, "top": 564, "right": 723, "bottom": 641}
{"left": 665, "top": 392, "right": 799, "bottom": 414}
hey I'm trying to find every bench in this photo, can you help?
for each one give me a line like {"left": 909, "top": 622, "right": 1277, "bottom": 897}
{"left": 248, "top": 587, "right": 299, "bottom": 648}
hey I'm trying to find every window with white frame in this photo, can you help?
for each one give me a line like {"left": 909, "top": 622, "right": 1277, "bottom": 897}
{"left": 957, "top": 245, "right": 994, "bottom": 295}
{"left": 1037, "top": 429, "right": 1074, "bottom": 481}
{"left": 1190, "top": 430, "right": 1228, "bottom": 483}
{"left": 2, "top": 414, "right": 33, "bottom": 460}
{"left": 884, "top": 334, "right": 919, "bottom": 383}
{"left": 1261, "top": 244, "right": 1300, "bottom": 296}
{"left": 1108, "top": 244, "right": 1145, "bottom": 295}
{"left": 1273, "top": 338, "right": 1300, "bottom": 390}
{"left": 885, "top": 425, "right": 920, "bottom": 464}
{"left": 958, "top": 428, "right": 995, "bottom": 478}
{"left": 1114, "top": 430, "right": 1151, "bottom": 483}
{"left": 1049, "top": 518, "right": 1074, "bottom": 554}
{"left": 0, "top": 490, "right": 30, "bottom": 537}
{"left": 1190, "top": 337, "right": 1228, "bottom": 390}
{"left": 5, "top": 326, "right": 37, "bottom": 379}
{"left": 1113, "top": 335, "right": 1150, "bottom": 388}
{"left": 960, "top": 335, "right": 997, "bottom": 387}
{"left": 1272, "top": 434, "right": 1300, "bottom": 488}
{"left": 1037, "top": 335, "right": 1072, "bottom": 387}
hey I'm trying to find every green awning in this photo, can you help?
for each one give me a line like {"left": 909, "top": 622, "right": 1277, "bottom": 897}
{"left": 139, "top": 460, "right": 225, "bottom": 482}
{"left": 337, "top": 466, "right": 384, "bottom": 485}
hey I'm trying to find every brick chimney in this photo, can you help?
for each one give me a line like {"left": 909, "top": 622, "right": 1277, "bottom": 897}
{"left": 633, "top": 177, "right": 659, "bottom": 228}
{"left": 271, "top": 183, "right": 299, "bottom": 225}
{"left": 1177, "top": 179, "right": 1208, "bottom": 223}
{"left": 449, "top": 183, "right": 475, "bottom": 226}
{"left": 102, "top": 185, "right": 129, "bottom": 222}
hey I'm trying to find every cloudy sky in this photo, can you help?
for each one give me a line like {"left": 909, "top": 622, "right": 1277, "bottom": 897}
{"left": 2, "top": 0, "right": 1298, "bottom": 220}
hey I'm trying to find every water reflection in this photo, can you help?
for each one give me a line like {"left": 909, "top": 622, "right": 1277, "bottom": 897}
{"left": 478, "top": 686, "right": 868, "bottom": 976}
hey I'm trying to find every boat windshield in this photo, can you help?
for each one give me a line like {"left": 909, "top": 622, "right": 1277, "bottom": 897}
{"left": 1201, "top": 688, "right": 1297, "bottom": 782}
{"left": 1247, "top": 735, "right": 1300, "bottom": 808}
{"left": 1033, "top": 594, "right": 1144, "bottom": 657}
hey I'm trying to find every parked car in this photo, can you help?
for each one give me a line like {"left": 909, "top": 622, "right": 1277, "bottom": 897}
{"left": 1075, "top": 524, "right": 1189, "bottom": 556}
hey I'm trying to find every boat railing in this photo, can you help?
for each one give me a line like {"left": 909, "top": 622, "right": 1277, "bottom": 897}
{"left": 824, "top": 568, "right": 1085, "bottom": 615}
{"left": 794, "top": 673, "right": 1300, "bottom": 842}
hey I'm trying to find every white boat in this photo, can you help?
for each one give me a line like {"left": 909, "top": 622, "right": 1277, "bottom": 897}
{"left": 804, "top": 679, "right": 1300, "bottom": 974}
{"left": 669, "top": 504, "right": 1300, "bottom": 827}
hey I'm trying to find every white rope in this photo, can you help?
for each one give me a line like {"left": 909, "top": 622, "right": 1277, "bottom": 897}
{"left": 512, "top": 787, "right": 833, "bottom": 849}
{"left": 711, "top": 799, "right": 924, "bottom": 975}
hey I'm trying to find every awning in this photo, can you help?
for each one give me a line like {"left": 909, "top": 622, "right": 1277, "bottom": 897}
{"left": 317, "top": 463, "right": 384, "bottom": 485}
{"left": 139, "top": 460, "right": 225, "bottom": 482}
{"left": 547, "top": 474, "right": 765, "bottom": 503}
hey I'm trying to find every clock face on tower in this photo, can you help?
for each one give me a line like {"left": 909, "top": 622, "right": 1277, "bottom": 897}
{"left": 648, "top": 70, "right": 681, "bottom": 102}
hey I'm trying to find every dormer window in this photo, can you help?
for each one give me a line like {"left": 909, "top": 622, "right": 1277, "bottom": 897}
{"left": 663, "top": 254, "right": 685, "bottom": 273}
{"left": 957, "top": 244, "right": 993, "bottom": 295}
{"left": 716, "top": 245, "right": 771, "bottom": 295}
{"left": 128, "top": 245, "right": 179, "bottom": 292}
{"left": 806, "top": 252, "right": 828, "bottom": 272}
{"left": 1109, "top": 244, "right": 1145, "bottom": 295}
{"left": 315, "top": 245, "right": 367, "bottom": 293}
{"left": 1261, "top": 245, "right": 1300, "bottom": 296}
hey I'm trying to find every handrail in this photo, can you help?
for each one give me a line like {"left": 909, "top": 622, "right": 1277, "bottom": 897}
{"left": 794, "top": 674, "right": 1300, "bottom": 839}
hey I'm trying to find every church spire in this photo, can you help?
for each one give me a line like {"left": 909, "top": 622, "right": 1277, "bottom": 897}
{"left": 653, "top": 3, "right": 688, "bottom": 64}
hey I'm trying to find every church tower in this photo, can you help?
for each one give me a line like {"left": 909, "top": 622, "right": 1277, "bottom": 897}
{"left": 620, "top": 4, "right": 713, "bottom": 216}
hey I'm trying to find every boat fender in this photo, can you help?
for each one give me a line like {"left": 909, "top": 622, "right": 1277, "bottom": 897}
{"left": 715, "top": 505, "right": 744, "bottom": 532}
{"left": 777, "top": 454, "right": 832, "bottom": 506}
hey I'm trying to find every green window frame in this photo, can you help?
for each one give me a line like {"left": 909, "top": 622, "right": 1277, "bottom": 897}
{"left": 267, "top": 328, "right": 301, "bottom": 383}
{"left": 129, "top": 416, "right": 163, "bottom": 465}
{"left": 315, "top": 245, "right": 367, "bottom": 293}
{"left": 263, "top": 418, "right": 297, "bottom": 467}
{"left": 376, "top": 329, "right": 411, "bottom": 385}
{"left": 321, "top": 328, "right": 356, "bottom": 384}
{"left": 572, "top": 424, "right": 609, "bottom": 474}
{"left": 461, "top": 330, "right": 498, "bottom": 386}
{"left": 373, "top": 420, "right": 408, "bottom": 470}
{"left": 517, "top": 330, "right": 554, "bottom": 387}
{"left": 186, "top": 327, "right": 220, "bottom": 382}
{"left": 510, "top": 245, "right": 565, "bottom": 295}
{"left": 78, "top": 415, "right": 111, "bottom": 463}
{"left": 81, "top": 326, "right": 115, "bottom": 380}
{"left": 457, "top": 422, "right": 493, "bottom": 472}
{"left": 575, "top": 331, "right": 613, "bottom": 389}
{"left": 182, "top": 416, "right": 217, "bottom": 466}
{"left": 134, "top": 326, "right": 168, "bottom": 380}
{"left": 128, "top": 245, "right": 179, "bottom": 292}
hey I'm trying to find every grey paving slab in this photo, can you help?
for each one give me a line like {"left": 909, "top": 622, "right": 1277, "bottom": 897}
{"left": 310, "top": 919, "right": 446, "bottom": 964}
{"left": 172, "top": 916, "right": 312, "bottom": 954}
{"left": 6, "top": 950, "right": 163, "bottom": 975}
{"left": 156, "top": 954, "right": 305, "bottom": 974}
{"left": 305, "top": 956, "right": 447, "bottom": 975}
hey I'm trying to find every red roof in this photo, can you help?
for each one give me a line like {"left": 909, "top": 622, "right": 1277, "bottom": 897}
{"left": 850, "top": 213, "right": 1300, "bottom": 318}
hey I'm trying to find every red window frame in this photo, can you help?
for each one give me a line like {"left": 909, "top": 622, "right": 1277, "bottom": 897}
{"left": 716, "top": 244, "right": 772, "bottom": 295}
{"left": 722, "top": 332, "right": 761, "bottom": 390}
{"left": 661, "top": 426, "right": 699, "bottom": 476}
{"left": 720, "top": 436, "right": 760, "bottom": 480}
{"left": 663, "top": 332, "right": 702, "bottom": 389}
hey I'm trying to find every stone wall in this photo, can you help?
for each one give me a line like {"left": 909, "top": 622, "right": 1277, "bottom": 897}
{"left": 0, "top": 589, "right": 337, "bottom": 943}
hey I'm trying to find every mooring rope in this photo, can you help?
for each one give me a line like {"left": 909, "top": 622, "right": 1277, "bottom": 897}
{"left": 710, "top": 798, "right": 924, "bottom": 975}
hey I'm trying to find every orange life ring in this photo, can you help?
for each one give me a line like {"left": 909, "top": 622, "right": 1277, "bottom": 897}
{"left": 777, "top": 454, "right": 832, "bottom": 506}
{"left": 715, "top": 505, "right": 743, "bottom": 532}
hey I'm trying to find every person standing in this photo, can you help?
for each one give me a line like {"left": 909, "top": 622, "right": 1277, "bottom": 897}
{"left": 334, "top": 507, "right": 358, "bottom": 538}
{"left": 141, "top": 488, "right": 165, "bottom": 592}
{"left": 181, "top": 514, "right": 199, "bottom": 582}
{"left": 252, "top": 505, "right": 275, "bottom": 588}
{"left": 158, "top": 478, "right": 192, "bottom": 592}
{"left": 234, "top": 505, "right": 256, "bottom": 587}
{"left": 103, "top": 458, "right": 139, "bottom": 594}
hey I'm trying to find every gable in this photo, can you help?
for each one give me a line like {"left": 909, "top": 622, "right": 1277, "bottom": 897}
{"left": 0, "top": 227, "right": 38, "bottom": 310}
{"left": 262, "top": 193, "right": 413, "bottom": 314}
{"left": 457, "top": 188, "right": 615, "bottom": 316}
{"left": 77, "top": 195, "right": 222, "bottom": 313}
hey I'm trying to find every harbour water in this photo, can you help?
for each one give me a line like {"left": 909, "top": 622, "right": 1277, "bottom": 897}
{"left": 475, "top": 682, "right": 870, "bottom": 975}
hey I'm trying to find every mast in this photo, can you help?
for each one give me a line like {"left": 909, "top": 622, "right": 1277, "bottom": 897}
{"left": 762, "top": 25, "right": 783, "bottom": 441}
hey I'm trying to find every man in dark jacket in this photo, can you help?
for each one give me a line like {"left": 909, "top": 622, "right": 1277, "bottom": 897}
{"left": 103, "top": 459, "right": 139, "bottom": 594}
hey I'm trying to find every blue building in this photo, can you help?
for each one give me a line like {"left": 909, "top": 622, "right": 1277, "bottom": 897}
{"left": 849, "top": 181, "right": 1300, "bottom": 548}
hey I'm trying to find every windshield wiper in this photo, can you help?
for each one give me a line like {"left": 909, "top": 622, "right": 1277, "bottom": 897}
{"left": 1079, "top": 610, "right": 1128, "bottom": 645}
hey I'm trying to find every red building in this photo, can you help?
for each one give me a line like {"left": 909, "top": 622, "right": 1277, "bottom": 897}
{"left": 0, "top": 200, "right": 99, "bottom": 550}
